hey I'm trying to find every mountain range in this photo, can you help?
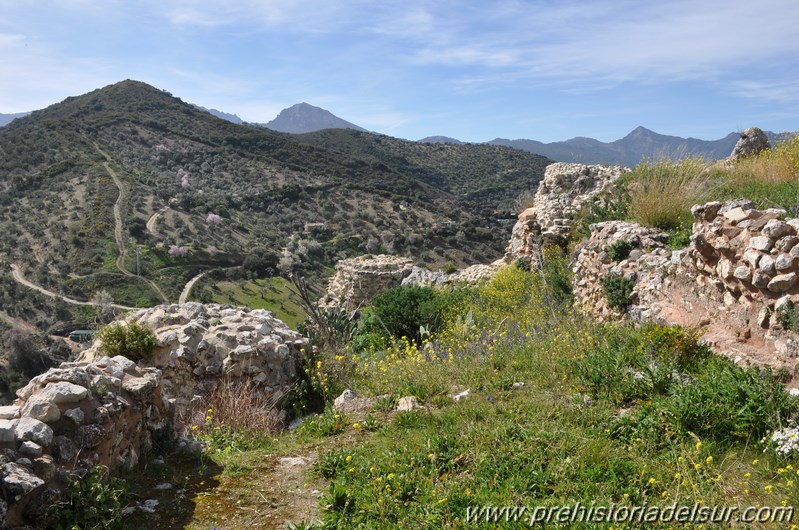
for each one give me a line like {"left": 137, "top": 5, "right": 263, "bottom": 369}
{"left": 0, "top": 79, "right": 549, "bottom": 336}
{"left": 0, "top": 112, "right": 30, "bottom": 127}
{"left": 6, "top": 99, "right": 784, "bottom": 167}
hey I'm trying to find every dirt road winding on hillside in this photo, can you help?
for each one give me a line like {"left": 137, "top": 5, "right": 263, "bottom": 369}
{"left": 179, "top": 272, "right": 206, "bottom": 304}
{"left": 10, "top": 264, "right": 135, "bottom": 310}
{"left": 94, "top": 144, "right": 169, "bottom": 303}
{"left": 146, "top": 206, "right": 169, "bottom": 238}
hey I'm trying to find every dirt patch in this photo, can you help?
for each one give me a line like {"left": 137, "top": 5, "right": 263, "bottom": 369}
{"left": 653, "top": 277, "right": 799, "bottom": 387}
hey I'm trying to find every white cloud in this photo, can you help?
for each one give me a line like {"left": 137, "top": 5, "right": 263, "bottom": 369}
{"left": 730, "top": 80, "right": 799, "bottom": 105}
{"left": 398, "top": 0, "right": 799, "bottom": 89}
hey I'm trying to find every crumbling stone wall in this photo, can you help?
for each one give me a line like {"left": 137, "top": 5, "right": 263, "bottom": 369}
{"left": 0, "top": 303, "right": 306, "bottom": 527}
{"left": 0, "top": 356, "right": 168, "bottom": 525}
{"left": 319, "top": 255, "right": 415, "bottom": 310}
{"left": 684, "top": 200, "right": 799, "bottom": 336}
{"left": 504, "top": 163, "right": 628, "bottom": 265}
{"left": 572, "top": 221, "right": 673, "bottom": 321}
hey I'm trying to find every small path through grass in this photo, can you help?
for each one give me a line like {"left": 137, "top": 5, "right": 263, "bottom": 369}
{"left": 146, "top": 206, "right": 169, "bottom": 238}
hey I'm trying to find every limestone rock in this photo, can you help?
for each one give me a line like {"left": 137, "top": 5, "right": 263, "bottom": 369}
{"left": 768, "top": 273, "right": 797, "bottom": 293}
{"left": 396, "top": 396, "right": 420, "bottom": 412}
{"left": 0, "top": 406, "right": 19, "bottom": 420}
{"left": 1, "top": 463, "right": 44, "bottom": 497}
{"left": 14, "top": 418, "right": 53, "bottom": 448}
{"left": 20, "top": 396, "right": 60, "bottom": 424}
{"left": 729, "top": 127, "right": 771, "bottom": 161}
{"left": 749, "top": 236, "right": 773, "bottom": 252}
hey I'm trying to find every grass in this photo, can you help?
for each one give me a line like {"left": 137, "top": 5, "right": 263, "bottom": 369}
{"left": 572, "top": 137, "right": 799, "bottom": 249}
{"left": 624, "top": 158, "right": 719, "bottom": 231}
{"left": 202, "top": 276, "right": 306, "bottom": 330}
{"left": 53, "top": 267, "right": 799, "bottom": 528}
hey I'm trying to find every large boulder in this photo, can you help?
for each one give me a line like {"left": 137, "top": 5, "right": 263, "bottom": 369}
{"left": 729, "top": 127, "right": 771, "bottom": 161}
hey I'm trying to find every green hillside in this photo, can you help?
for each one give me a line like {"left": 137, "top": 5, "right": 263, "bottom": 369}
{"left": 0, "top": 80, "right": 551, "bottom": 336}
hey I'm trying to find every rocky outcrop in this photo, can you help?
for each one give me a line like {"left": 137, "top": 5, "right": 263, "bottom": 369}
{"left": 505, "top": 163, "right": 628, "bottom": 264}
{"left": 0, "top": 356, "right": 170, "bottom": 526}
{"left": 729, "top": 127, "right": 771, "bottom": 161}
{"left": 0, "top": 303, "right": 306, "bottom": 527}
{"left": 572, "top": 221, "right": 673, "bottom": 321}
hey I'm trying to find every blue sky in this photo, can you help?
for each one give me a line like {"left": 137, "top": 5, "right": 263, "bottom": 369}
{"left": 0, "top": 0, "right": 797, "bottom": 143}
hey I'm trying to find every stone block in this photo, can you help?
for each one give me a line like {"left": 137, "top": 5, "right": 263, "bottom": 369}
{"left": 776, "top": 236, "right": 799, "bottom": 253}
{"left": 14, "top": 417, "right": 54, "bottom": 447}
{"left": 759, "top": 255, "right": 776, "bottom": 275}
{"left": 776, "top": 253, "right": 795, "bottom": 271}
{"left": 768, "top": 273, "right": 797, "bottom": 293}
{"left": 733, "top": 266, "right": 751, "bottom": 282}
{"left": 752, "top": 270, "right": 770, "bottom": 289}
{"left": 41, "top": 381, "right": 89, "bottom": 404}
{"left": 749, "top": 236, "right": 773, "bottom": 252}
{"left": 742, "top": 248, "right": 762, "bottom": 268}
{"left": 763, "top": 219, "right": 795, "bottom": 239}
{"left": 723, "top": 207, "right": 749, "bottom": 223}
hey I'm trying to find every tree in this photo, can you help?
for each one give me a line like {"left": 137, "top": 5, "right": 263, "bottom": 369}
{"left": 90, "top": 290, "right": 116, "bottom": 323}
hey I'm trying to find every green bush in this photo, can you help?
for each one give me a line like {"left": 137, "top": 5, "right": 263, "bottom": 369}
{"left": 98, "top": 321, "right": 157, "bottom": 361}
{"left": 668, "top": 358, "right": 797, "bottom": 443}
{"left": 43, "top": 465, "right": 128, "bottom": 529}
{"left": 607, "top": 239, "right": 633, "bottom": 262}
{"left": 638, "top": 323, "right": 711, "bottom": 371}
{"left": 777, "top": 301, "right": 799, "bottom": 332}
{"left": 601, "top": 274, "right": 634, "bottom": 312}
{"left": 354, "top": 285, "right": 472, "bottom": 348}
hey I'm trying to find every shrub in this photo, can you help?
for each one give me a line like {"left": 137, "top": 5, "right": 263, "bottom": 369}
{"left": 607, "top": 239, "right": 633, "bottom": 262}
{"left": 601, "top": 274, "right": 634, "bottom": 312}
{"left": 777, "top": 300, "right": 799, "bottom": 333}
{"left": 538, "top": 245, "right": 573, "bottom": 309}
{"left": 98, "top": 321, "right": 157, "bottom": 361}
{"left": 43, "top": 465, "right": 127, "bottom": 529}
{"left": 638, "top": 323, "right": 711, "bottom": 371}
{"left": 354, "top": 285, "right": 469, "bottom": 347}
{"left": 668, "top": 359, "right": 797, "bottom": 443}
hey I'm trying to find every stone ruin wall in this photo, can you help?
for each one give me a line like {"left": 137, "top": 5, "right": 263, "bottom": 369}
{"left": 572, "top": 200, "right": 799, "bottom": 381}
{"left": 504, "top": 162, "right": 628, "bottom": 266}
{"left": 0, "top": 303, "right": 306, "bottom": 527}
